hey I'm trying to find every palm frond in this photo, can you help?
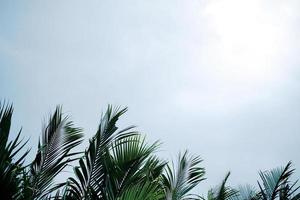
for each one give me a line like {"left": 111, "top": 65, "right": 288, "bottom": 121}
{"left": 0, "top": 102, "right": 29, "bottom": 199}
{"left": 258, "top": 162, "right": 294, "bottom": 200}
{"left": 103, "top": 134, "right": 162, "bottom": 198}
{"left": 280, "top": 174, "right": 300, "bottom": 200}
{"left": 117, "top": 181, "right": 165, "bottom": 200}
{"left": 29, "top": 106, "right": 83, "bottom": 199}
{"left": 207, "top": 172, "right": 238, "bottom": 200}
{"left": 163, "top": 150, "right": 206, "bottom": 200}
{"left": 0, "top": 101, "right": 13, "bottom": 150}
{"left": 291, "top": 193, "right": 300, "bottom": 200}
{"left": 231, "top": 185, "right": 260, "bottom": 200}
{"left": 65, "top": 105, "right": 138, "bottom": 199}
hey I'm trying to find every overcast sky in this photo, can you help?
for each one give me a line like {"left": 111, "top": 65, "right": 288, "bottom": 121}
{"left": 1, "top": 0, "right": 300, "bottom": 193}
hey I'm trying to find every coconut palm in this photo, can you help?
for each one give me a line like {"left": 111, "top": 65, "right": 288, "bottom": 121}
{"left": 61, "top": 106, "right": 166, "bottom": 200}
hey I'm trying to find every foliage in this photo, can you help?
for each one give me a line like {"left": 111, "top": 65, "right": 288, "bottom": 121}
{"left": 163, "top": 151, "right": 205, "bottom": 200}
{"left": 0, "top": 103, "right": 29, "bottom": 199}
{"left": 257, "top": 162, "right": 299, "bottom": 200}
{"left": 0, "top": 101, "right": 299, "bottom": 200}
{"left": 206, "top": 172, "right": 238, "bottom": 200}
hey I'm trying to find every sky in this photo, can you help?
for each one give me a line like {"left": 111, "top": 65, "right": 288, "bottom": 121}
{"left": 1, "top": 0, "right": 300, "bottom": 193}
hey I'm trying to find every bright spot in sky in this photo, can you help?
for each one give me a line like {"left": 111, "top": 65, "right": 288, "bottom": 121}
{"left": 176, "top": 0, "right": 295, "bottom": 112}
{"left": 204, "top": 0, "right": 286, "bottom": 82}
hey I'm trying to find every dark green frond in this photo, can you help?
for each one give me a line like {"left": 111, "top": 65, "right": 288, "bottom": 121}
{"left": 29, "top": 106, "right": 83, "bottom": 199}
{"left": 0, "top": 102, "right": 13, "bottom": 150}
{"left": 117, "top": 181, "right": 165, "bottom": 200}
{"left": 0, "top": 102, "right": 29, "bottom": 200}
{"left": 208, "top": 172, "right": 238, "bottom": 200}
{"left": 103, "top": 135, "right": 161, "bottom": 198}
{"left": 258, "top": 162, "right": 295, "bottom": 200}
{"left": 65, "top": 106, "right": 137, "bottom": 199}
{"left": 163, "top": 150, "right": 206, "bottom": 200}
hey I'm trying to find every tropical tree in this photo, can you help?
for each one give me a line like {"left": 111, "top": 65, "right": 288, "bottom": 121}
{"left": 61, "top": 106, "right": 166, "bottom": 200}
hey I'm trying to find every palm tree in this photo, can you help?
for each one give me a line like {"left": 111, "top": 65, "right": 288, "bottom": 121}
{"left": 61, "top": 106, "right": 166, "bottom": 199}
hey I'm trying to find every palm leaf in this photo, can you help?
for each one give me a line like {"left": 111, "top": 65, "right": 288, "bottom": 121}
{"left": 207, "top": 172, "right": 238, "bottom": 200}
{"left": 102, "top": 134, "right": 162, "bottom": 199}
{"left": 231, "top": 185, "right": 260, "bottom": 200}
{"left": 0, "top": 102, "right": 29, "bottom": 199}
{"left": 117, "top": 181, "right": 165, "bottom": 200}
{"left": 163, "top": 150, "right": 206, "bottom": 200}
{"left": 291, "top": 193, "right": 300, "bottom": 200}
{"left": 258, "top": 162, "right": 294, "bottom": 200}
{"left": 64, "top": 106, "right": 138, "bottom": 199}
{"left": 29, "top": 106, "right": 83, "bottom": 199}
